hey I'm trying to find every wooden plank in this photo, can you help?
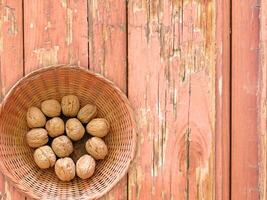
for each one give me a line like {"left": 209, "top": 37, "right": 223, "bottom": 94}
{"left": 128, "top": 0, "right": 217, "bottom": 199}
{"left": 24, "top": 0, "right": 88, "bottom": 74}
{"left": 0, "top": 0, "right": 24, "bottom": 199}
{"left": 23, "top": 0, "right": 88, "bottom": 199}
{"left": 87, "top": 0, "right": 127, "bottom": 199}
{"left": 232, "top": 0, "right": 260, "bottom": 199}
{"left": 259, "top": 0, "right": 267, "bottom": 199}
{"left": 215, "top": 0, "right": 230, "bottom": 199}
{"left": 88, "top": 0, "right": 127, "bottom": 91}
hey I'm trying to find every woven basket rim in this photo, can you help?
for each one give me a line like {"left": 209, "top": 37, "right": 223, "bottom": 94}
{"left": 0, "top": 64, "right": 137, "bottom": 200}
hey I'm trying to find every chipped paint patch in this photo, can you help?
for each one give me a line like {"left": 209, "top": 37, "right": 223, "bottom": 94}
{"left": 0, "top": 5, "right": 19, "bottom": 52}
{"left": 30, "top": 23, "right": 34, "bottom": 29}
{"left": 44, "top": 21, "right": 51, "bottom": 30}
{"left": 33, "top": 46, "right": 59, "bottom": 66}
{"left": 129, "top": 164, "right": 144, "bottom": 200}
{"left": 60, "top": 0, "right": 67, "bottom": 8}
{"left": 3, "top": 6, "right": 18, "bottom": 36}
{"left": 4, "top": 181, "right": 11, "bottom": 200}
{"left": 218, "top": 76, "right": 222, "bottom": 96}
{"left": 60, "top": 0, "right": 73, "bottom": 45}
{"left": 66, "top": 8, "right": 73, "bottom": 45}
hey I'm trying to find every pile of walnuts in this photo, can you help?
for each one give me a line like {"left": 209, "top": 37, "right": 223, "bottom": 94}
{"left": 26, "top": 95, "right": 110, "bottom": 181}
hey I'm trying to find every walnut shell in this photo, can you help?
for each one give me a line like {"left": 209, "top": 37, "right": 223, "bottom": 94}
{"left": 34, "top": 145, "right": 56, "bottom": 169}
{"left": 45, "top": 117, "right": 65, "bottom": 137}
{"left": 55, "top": 157, "right": 75, "bottom": 181}
{"left": 66, "top": 118, "right": 85, "bottom": 141}
{"left": 86, "top": 118, "right": 110, "bottom": 137}
{"left": 76, "top": 155, "right": 96, "bottom": 179}
{"left": 27, "top": 106, "right": 46, "bottom": 128}
{"left": 52, "top": 135, "right": 73, "bottom": 157}
{"left": 85, "top": 137, "right": 108, "bottom": 160}
{"left": 41, "top": 99, "right": 61, "bottom": 117}
{"left": 26, "top": 128, "right": 48, "bottom": 148}
{"left": 61, "top": 95, "right": 80, "bottom": 117}
{"left": 77, "top": 104, "right": 97, "bottom": 124}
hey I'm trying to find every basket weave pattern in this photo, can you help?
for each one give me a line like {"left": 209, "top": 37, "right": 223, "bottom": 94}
{"left": 0, "top": 65, "right": 136, "bottom": 200}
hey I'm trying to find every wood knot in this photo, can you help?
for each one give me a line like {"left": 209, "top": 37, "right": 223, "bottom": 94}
{"left": 177, "top": 122, "right": 211, "bottom": 174}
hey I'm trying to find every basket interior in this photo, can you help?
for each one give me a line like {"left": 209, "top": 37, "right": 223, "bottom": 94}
{"left": 0, "top": 67, "right": 135, "bottom": 199}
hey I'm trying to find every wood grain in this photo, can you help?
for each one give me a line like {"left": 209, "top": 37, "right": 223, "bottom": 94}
{"left": 215, "top": 0, "right": 230, "bottom": 199}
{"left": 0, "top": 1, "right": 24, "bottom": 199}
{"left": 259, "top": 0, "right": 267, "bottom": 199}
{"left": 232, "top": 0, "right": 260, "bottom": 199}
{"left": 24, "top": 0, "right": 88, "bottom": 74}
{"left": 127, "top": 0, "right": 216, "bottom": 199}
{"left": 87, "top": 0, "right": 127, "bottom": 199}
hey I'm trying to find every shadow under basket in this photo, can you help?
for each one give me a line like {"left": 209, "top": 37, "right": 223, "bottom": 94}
{"left": 0, "top": 65, "right": 136, "bottom": 200}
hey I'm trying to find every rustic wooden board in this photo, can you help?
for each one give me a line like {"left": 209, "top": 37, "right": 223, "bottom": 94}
{"left": 24, "top": 0, "right": 88, "bottom": 73}
{"left": 232, "top": 0, "right": 260, "bottom": 199}
{"left": 0, "top": 0, "right": 24, "bottom": 199}
{"left": 259, "top": 0, "right": 267, "bottom": 199}
{"left": 0, "top": 0, "right": 232, "bottom": 199}
{"left": 215, "top": 0, "right": 230, "bottom": 199}
{"left": 127, "top": 0, "right": 219, "bottom": 199}
{"left": 87, "top": 0, "right": 127, "bottom": 199}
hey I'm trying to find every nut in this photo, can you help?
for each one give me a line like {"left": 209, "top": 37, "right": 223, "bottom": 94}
{"left": 77, "top": 104, "right": 97, "bottom": 123}
{"left": 27, "top": 106, "right": 46, "bottom": 128}
{"left": 86, "top": 118, "right": 110, "bottom": 137}
{"left": 45, "top": 117, "right": 65, "bottom": 137}
{"left": 55, "top": 157, "right": 75, "bottom": 181}
{"left": 52, "top": 135, "right": 73, "bottom": 157}
{"left": 61, "top": 95, "right": 80, "bottom": 117}
{"left": 85, "top": 137, "right": 108, "bottom": 160}
{"left": 26, "top": 128, "right": 48, "bottom": 148}
{"left": 66, "top": 118, "right": 85, "bottom": 141}
{"left": 41, "top": 99, "right": 61, "bottom": 117}
{"left": 34, "top": 145, "right": 56, "bottom": 169}
{"left": 76, "top": 155, "right": 96, "bottom": 179}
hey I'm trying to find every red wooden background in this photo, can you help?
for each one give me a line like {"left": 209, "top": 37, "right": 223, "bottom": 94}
{"left": 0, "top": 0, "right": 266, "bottom": 199}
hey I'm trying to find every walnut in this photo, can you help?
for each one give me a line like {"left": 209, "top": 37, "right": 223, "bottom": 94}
{"left": 45, "top": 117, "right": 65, "bottom": 138}
{"left": 61, "top": 95, "right": 80, "bottom": 117}
{"left": 66, "top": 118, "right": 85, "bottom": 141}
{"left": 27, "top": 106, "right": 46, "bottom": 128}
{"left": 33, "top": 145, "right": 56, "bottom": 169}
{"left": 52, "top": 135, "right": 73, "bottom": 157}
{"left": 85, "top": 137, "right": 108, "bottom": 160}
{"left": 86, "top": 118, "right": 110, "bottom": 138}
{"left": 26, "top": 128, "right": 48, "bottom": 148}
{"left": 77, "top": 104, "right": 97, "bottom": 124}
{"left": 76, "top": 155, "right": 96, "bottom": 179}
{"left": 41, "top": 99, "right": 61, "bottom": 117}
{"left": 55, "top": 157, "right": 75, "bottom": 181}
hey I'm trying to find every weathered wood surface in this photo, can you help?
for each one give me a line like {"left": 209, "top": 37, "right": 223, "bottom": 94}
{"left": 232, "top": 0, "right": 260, "bottom": 199}
{"left": 127, "top": 0, "right": 220, "bottom": 199}
{"left": 259, "top": 0, "right": 267, "bottom": 199}
{"left": 24, "top": 0, "right": 88, "bottom": 72}
{"left": 215, "top": 0, "right": 230, "bottom": 199}
{"left": 0, "top": 0, "right": 234, "bottom": 199}
{"left": 0, "top": 1, "right": 24, "bottom": 199}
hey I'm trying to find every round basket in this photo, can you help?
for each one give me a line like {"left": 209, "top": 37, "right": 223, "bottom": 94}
{"left": 0, "top": 65, "right": 136, "bottom": 199}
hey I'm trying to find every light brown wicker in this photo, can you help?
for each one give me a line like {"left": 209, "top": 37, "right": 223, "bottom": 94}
{"left": 0, "top": 65, "right": 136, "bottom": 200}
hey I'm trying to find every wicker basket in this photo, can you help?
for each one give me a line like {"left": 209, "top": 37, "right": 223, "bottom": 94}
{"left": 0, "top": 65, "right": 136, "bottom": 200}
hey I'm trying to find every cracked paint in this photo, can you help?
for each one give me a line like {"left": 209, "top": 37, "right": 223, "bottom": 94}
{"left": 33, "top": 46, "right": 59, "bottom": 67}
{"left": 0, "top": 5, "right": 18, "bottom": 52}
